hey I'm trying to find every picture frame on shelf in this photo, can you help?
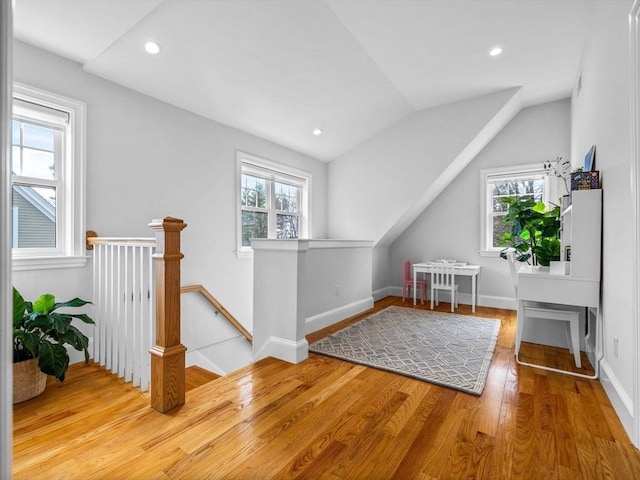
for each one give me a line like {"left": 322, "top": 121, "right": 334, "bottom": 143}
{"left": 584, "top": 145, "right": 596, "bottom": 171}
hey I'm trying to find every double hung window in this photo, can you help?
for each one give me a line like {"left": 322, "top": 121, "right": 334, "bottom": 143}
{"left": 11, "top": 84, "right": 86, "bottom": 269}
{"left": 237, "top": 152, "right": 310, "bottom": 257}
{"left": 480, "top": 165, "right": 549, "bottom": 255}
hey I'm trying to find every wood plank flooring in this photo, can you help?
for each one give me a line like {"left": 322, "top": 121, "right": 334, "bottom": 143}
{"left": 13, "top": 297, "right": 640, "bottom": 479}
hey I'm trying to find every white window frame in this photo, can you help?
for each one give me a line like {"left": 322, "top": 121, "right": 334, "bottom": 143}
{"left": 236, "top": 151, "right": 311, "bottom": 258}
{"left": 12, "top": 83, "right": 87, "bottom": 270}
{"left": 479, "top": 163, "right": 553, "bottom": 257}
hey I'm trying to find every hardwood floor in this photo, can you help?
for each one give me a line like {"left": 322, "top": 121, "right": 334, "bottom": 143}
{"left": 13, "top": 298, "right": 640, "bottom": 479}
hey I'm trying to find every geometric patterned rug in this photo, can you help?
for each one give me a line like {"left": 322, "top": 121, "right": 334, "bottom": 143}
{"left": 309, "top": 306, "right": 500, "bottom": 396}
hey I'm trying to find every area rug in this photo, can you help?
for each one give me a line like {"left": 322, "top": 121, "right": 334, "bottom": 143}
{"left": 309, "top": 306, "right": 500, "bottom": 395}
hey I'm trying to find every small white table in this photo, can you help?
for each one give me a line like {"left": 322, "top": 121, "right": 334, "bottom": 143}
{"left": 413, "top": 263, "right": 482, "bottom": 312}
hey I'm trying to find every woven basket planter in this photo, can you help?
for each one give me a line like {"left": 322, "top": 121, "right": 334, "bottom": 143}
{"left": 13, "top": 358, "right": 47, "bottom": 404}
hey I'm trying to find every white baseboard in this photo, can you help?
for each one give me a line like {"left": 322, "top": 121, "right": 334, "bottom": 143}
{"left": 253, "top": 336, "right": 309, "bottom": 364}
{"left": 186, "top": 350, "right": 226, "bottom": 376}
{"left": 385, "top": 287, "right": 514, "bottom": 310}
{"left": 373, "top": 287, "right": 392, "bottom": 301}
{"left": 600, "top": 359, "right": 634, "bottom": 438}
{"left": 305, "top": 296, "right": 374, "bottom": 334}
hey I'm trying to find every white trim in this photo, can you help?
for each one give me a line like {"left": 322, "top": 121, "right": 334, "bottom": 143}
{"left": 253, "top": 336, "right": 308, "bottom": 364}
{"left": 372, "top": 286, "right": 392, "bottom": 301}
{"left": 630, "top": 0, "right": 640, "bottom": 449}
{"left": 305, "top": 239, "right": 373, "bottom": 249}
{"left": 479, "top": 163, "right": 551, "bottom": 255}
{"left": 235, "top": 150, "right": 312, "bottom": 258}
{"left": 305, "top": 296, "right": 374, "bottom": 334}
{"left": 387, "top": 287, "right": 514, "bottom": 310}
{"left": 0, "top": 1, "right": 12, "bottom": 474}
{"left": 11, "top": 83, "right": 86, "bottom": 269}
{"left": 601, "top": 359, "right": 635, "bottom": 437}
{"left": 12, "top": 255, "right": 87, "bottom": 271}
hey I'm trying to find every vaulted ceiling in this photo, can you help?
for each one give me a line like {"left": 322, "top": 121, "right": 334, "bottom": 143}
{"left": 13, "top": 0, "right": 602, "bottom": 161}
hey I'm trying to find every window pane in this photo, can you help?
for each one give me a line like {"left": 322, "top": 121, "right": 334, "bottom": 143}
{"left": 277, "top": 214, "right": 299, "bottom": 239}
{"left": 19, "top": 148, "right": 55, "bottom": 179}
{"left": 12, "top": 120, "right": 20, "bottom": 145}
{"left": 493, "top": 215, "right": 510, "bottom": 248}
{"left": 241, "top": 174, "right": 266, "bottom": 208}
{"left": 22, "top": 123, "right": 55, "bottom": 151}
{"left": 275, "top": 182, "right": 299, "bottom": 212}
{"left": 241, "top": 210, "right": 268, "bottom": 246}
{"left": 12, "top": 184, "right": 56, "bottom": 248}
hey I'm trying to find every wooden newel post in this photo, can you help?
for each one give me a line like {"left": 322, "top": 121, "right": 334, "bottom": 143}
{"left": 148, "top": 216, "right": 188, "bottom": 413}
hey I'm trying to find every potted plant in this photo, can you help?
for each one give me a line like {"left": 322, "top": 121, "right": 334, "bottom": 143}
{"left": 498, "top": 196, "right": 561, "bottom": 266}
{"left": 13, "top": 287, "right": 95, "bottom": 403}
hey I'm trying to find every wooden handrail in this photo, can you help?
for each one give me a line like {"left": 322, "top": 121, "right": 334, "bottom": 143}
{"left": 181, "top": 285, "right": 253, "bottom": 344}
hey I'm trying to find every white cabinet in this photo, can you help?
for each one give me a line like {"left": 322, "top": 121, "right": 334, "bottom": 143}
{"left": 561, "top": 189, "right": 602, "bottom": 280}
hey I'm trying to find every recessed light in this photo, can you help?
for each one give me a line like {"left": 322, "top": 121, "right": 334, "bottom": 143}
{"left": 489, "top": 46, "right": 502, "bottom": 57}
{"left": 145, "top": 41, "right": 161, "bottom": 55}
{"left": 313, "top": 128, "right": 323, "bottom": 136}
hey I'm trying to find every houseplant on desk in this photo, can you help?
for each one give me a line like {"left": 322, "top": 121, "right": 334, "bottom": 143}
{"left": 13, "top": 287, "right": 95, "bottom": 403}
{"left": 498, "top": 196, "right": 561, "bottom": 266}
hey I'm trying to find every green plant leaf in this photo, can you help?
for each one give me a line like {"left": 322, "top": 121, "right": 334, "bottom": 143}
{"left": 54, "top": 298, "right": 93, "bottom": 310}
{"left": 37, "top": 341, "right": 70, "bottom": 382}
{"left": 33, "top": 294, "right": 56, "bottom": 315}
{"left": 13, "top": 288, "right": 26, "bottom": 328}
{"left": 14, "top": 330, "right": 40, "bottom": 358}
{"left": 68, "top": 313, "right": 95, "bottom": 325}
{"left": 60, "top": 325, "right": 89, "bottom": 352}
{"left": 28, "top": 313, "right": 72, "bottom": 334}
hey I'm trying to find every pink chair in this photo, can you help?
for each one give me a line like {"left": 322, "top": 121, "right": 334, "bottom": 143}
{"left": 403, "top": 259, "right": 426, "bottom": 304}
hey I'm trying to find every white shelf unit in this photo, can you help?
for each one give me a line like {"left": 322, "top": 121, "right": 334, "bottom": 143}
{"left": 561, "top": 189, "right": 602, "bottom": 279}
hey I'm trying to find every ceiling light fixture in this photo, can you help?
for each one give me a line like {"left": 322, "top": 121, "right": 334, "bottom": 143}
{"left": 489, "top": 46, "right": 503, "bottom": 57}
{"left": 313, "top": 128, "right": 323, "bottom": 136}
{"left": 145, "top": 41, "right": 161, "bottom": 55}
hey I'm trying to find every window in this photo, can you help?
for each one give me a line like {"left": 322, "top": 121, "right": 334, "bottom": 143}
{"left": 480, "top": 164, "right": 550, "bottom": 256}
{"left": 11, "top": 83, "right": 86, "bottom": 270}
{"left": 236, "top": 151, "right": 310, "bottom": 257}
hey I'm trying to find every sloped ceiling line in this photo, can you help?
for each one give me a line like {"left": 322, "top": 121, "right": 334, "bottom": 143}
{"left": 377, "top": 87, "right": 524, "bottom": 248}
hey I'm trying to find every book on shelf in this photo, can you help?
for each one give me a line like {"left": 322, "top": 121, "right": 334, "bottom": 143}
{"left": 571, "top": 171, "right": 599, "bottom": 191}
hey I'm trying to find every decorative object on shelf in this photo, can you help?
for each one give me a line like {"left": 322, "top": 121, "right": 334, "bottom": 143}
{"left": 13, "top": 287, "right": 95, "bottom": 403}
{"left": 565, "top": 245, "right": 572, "bottom": 262}
{"left": 584, "top": 144, "right": 596, "bottom": 171}
{"left": 571, "top": 170, "right": 600, "bottom": 191}
{"left": 498, "top": 196, "right": 561, "bottom": 266}
{"left": 544, "top": 155, "right": 571, "bottom": 196}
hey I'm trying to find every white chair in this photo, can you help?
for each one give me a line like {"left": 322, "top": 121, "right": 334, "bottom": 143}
{"left": 430, "top": 262, "right": 458, "bottom": 312}
{"left": 506, "top": 250, "right": 582, "bottom": 369}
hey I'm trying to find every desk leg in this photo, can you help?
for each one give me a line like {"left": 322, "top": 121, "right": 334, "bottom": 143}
{"left": 471, "top": 274, "right": 477, "bottom": 313}
{"left": 515, "top": 299, "right": 524, "bottom": 356}
{"left": 413, "top": 268, "right": 417, "bottom": 306}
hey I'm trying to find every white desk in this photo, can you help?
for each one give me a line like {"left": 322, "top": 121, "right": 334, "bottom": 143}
{"left": 413, "top": 263, "right": 482, "bottom": 312}
{"left": 516, "top": 265, "right": 601, "bottom": 368}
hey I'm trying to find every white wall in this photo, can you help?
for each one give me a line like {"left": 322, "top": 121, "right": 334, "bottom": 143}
{"left": 327, "top": 88, "right": 521, "bottom": 290}
{"left": 327, "top": 89, "right": 520, "bottom": 244}
{"left": 12, "top": 41, "right": 328, "bottom": 339}
{"left": 571, "top": 0, "right": 636, "bottom": 434}
{"left": 252, "top": 239, "right": 373, "bottom": 364}
{"left": 389, "top": 99, "right": 571, "bottom": 306}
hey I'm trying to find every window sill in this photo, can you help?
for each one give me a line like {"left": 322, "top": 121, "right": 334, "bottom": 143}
{"left": 236, "top": 248, "right": 253, "bottom": 259}
{"left": 12, "top": 255, "right": 89, "bottom": 271}
{"left": 478, "top": 249, "right": 502, "bottom": 258}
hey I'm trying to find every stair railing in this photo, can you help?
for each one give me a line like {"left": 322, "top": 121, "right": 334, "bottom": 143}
{"left": 181, "top": 284, "right": 253, "bottom": 343}
{"left": 89, "top": 236, "right": 156, "bottom": 392}
{"left": 88, "top": 216, "right": 187, "bottom": 413}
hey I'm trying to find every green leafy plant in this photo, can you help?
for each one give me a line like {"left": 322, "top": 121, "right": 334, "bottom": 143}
{"left": 498, "top": 196, "right": 561, "bottom": 266}
{"left": 13, "top": 287, "right": 95, "bottom": 382}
